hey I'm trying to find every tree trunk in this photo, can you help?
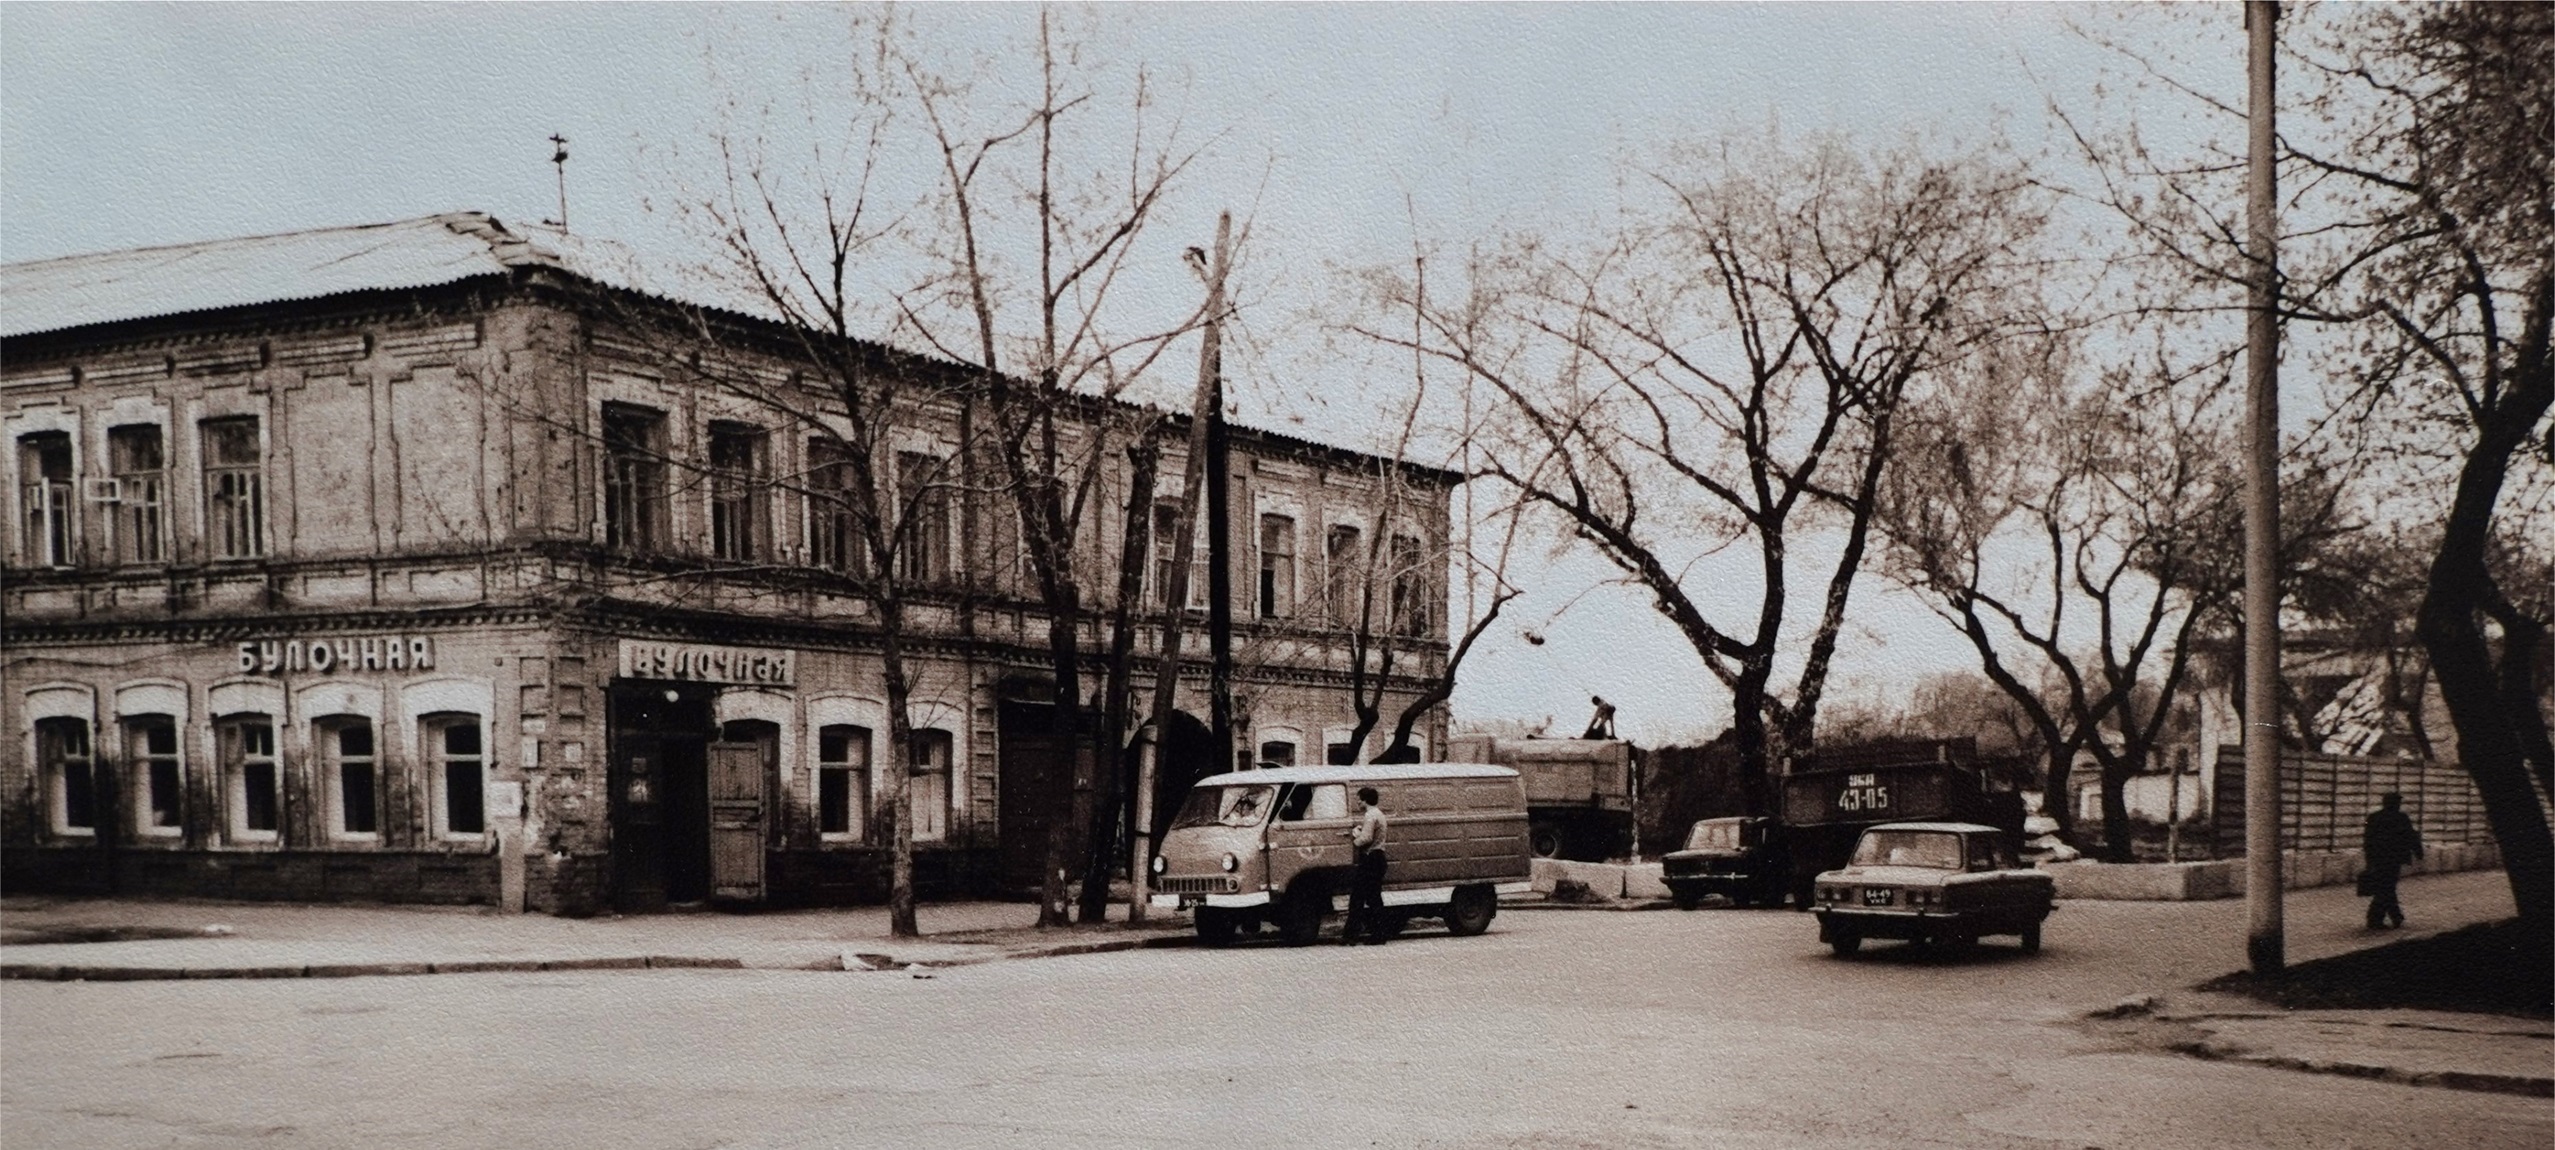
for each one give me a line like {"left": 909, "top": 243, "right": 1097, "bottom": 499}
{"left": 1037, "top": 588, "right": 1083, "bottom": 928}
{"left": 880, "top": 596, "right": 920, "bottom": 939}
{"left": 2097, "top": 766, "right": 2135, "bottom": 863}
{"left": 1079, "top": 444, "right": 1157, "bottom": 923}
{"left": 2414, "top": 298, "right": 2554, "bottom": 933}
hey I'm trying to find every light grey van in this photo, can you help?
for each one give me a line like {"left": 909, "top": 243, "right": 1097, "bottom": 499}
{"left": 1149, "top": 762, "right": 1534, "bottom": 945}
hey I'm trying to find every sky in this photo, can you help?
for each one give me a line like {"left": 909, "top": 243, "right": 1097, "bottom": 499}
{"left": 0, "top": 3, "right": 2250, "bottom": 745}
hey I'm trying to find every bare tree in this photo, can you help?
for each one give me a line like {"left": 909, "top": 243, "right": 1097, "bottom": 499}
{"left": 887, "top": 9, "right": 1207, "bottom": 927}
{"left": 2067, "top": 2, "right": 2552, "bottom": 929}
{"left": 1880, "top": 334, "right": 2242, "bottom": 859}
{"left": 1377, "top": 135, "right": 2052, "bottom": 811}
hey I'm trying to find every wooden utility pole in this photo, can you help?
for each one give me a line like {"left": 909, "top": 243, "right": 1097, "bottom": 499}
{"left": 1132, "top": 212, "right": 1232, "bottom": 922}
{"left": 2243, "top": 0, "right": 2286, "bottom": 975}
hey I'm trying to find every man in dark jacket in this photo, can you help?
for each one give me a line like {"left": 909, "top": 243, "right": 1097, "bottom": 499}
{"left": 2361, "top": 792, "right": 2424, "bottom": 929}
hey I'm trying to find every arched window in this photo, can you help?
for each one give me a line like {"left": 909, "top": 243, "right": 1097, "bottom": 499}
{"left": 317, "top": 717, "right": 379, "bottom": 839}
{"left": 818, "top": 725, "right": 873, "bottom": 841}
{"left": 36, "top": 717, "right": 94, "bottom": 834}
{"left": 125, "top": 716, "right": 182, "bottom": 836}
{"left": 423, "top": 715, "right": 486, "bottom": 839}
{"left": 218, "top": 716, "right": 280, "bottom": 841}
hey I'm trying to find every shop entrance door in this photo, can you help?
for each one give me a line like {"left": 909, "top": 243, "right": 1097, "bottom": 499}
{"left": 706, "top": 741, "right": 766, "bottom": 903}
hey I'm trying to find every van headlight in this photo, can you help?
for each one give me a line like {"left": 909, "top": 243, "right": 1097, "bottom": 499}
{"left": 1151, "top": 855, "right": 1166, "bottom": 875}
{"left": 1221, "top": 852, "right": 1240, "bottom": 873}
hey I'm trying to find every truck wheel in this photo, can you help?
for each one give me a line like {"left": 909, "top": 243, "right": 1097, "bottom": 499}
{"left": 1194, "top": 908, "right": 1239, "bottom": 946}
{"left": 1444, "top": 885, "right": 1497, "bottom": 936}
{"left": 1672, "top": 891, "right": 1700, "bottom": 911}
{"left": 1529, "top": 824, "right": 1565, "bottom": 859}
{"left": 1276, "top": 886, "right": 1327, "bottom": 947}
{"left": 2021, "top": 922, "right": 2043, "bottom": 954}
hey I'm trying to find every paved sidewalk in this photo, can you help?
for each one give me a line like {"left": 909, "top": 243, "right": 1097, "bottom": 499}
{"left": 0, "top": 895, "right": 1192, "bottom": 980}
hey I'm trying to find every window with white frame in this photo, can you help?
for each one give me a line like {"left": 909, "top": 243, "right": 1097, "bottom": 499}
{"left": 218, "top": 717, "right": 280, "bottom": 840}
{"left": 908, "top": 728, "right": 952, "bottom": 842}
{"left": 807, "top": 436, "right": 865, "bottom": 576}
{"left": 425, "top": 715, "right": 487, "bottom": 839}
{"left": 1149, "top": 501, "right": 1206, "bottom": 610}
{"left": 895, "top": 452, "right": 952, "bottom": 585}
{"left": 1389, "top": 533, "right": 1431, "bottom": 637}
{"left": 818, "top": 724, "right": 872, "bottom": 841}
{"left": 1258, "top": 739, "right": 1298, "bottom": 768}
{"left": 108, "top": 425, "right": 166, "bottom": 566}
{"left": 18, "top": 431, "right": 75, "bottom": 568}
{"left": 37, "top": 716, "right": 95, "bottom": 834}
{"left": 126, "top": 716, "right": 182, "bottom": 836}
{"left": 603, "top": 404, "right": 668, "bottom": 553}
{"left": 708, "top": 422, "right": 768, "bottom": 562}
{"left": 1325, "top": 523, "right": 1363, "bottom": 627}
{"left": 318, "top": 718, "right": 379, "bottom": 839}
{"left": 201, "top": 417, "right": 264, "bottom": 559}
{"left": 1257, "top": 513, "right": 1296, "bottom": 619}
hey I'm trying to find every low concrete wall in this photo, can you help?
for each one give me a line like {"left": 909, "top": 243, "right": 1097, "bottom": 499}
{"left": 1528, "top": 859, "right": 1670, "bottom": 900}
{"left": 2045, "top": 842, "right": 2504, "bottom": 901}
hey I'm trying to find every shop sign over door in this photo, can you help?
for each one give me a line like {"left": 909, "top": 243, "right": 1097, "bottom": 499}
{"left": 617, "top": 639, "right": 796, "bottom": 686}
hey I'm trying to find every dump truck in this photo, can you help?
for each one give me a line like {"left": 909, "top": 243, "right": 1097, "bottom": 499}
{"left": 1776, "top": 738, "right": 2027, "bottom": 909}
{"left": 1441, "top": 735, "right": 1636, "bottom": 861}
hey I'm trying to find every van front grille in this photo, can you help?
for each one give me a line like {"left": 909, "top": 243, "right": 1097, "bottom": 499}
{"left": 1158, "top": 875, "right": 1238, "bottom": 895}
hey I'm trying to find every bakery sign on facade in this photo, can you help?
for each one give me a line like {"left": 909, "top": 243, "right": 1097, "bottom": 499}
{"left": 233, "top": 634, "right": 437, "bottom": 675}
{"left": 617, "top": 639, "right": 796, "bottom": 687}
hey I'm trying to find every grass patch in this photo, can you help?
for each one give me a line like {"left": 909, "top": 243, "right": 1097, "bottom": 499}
{"left": 2200, "top": 919, "right": 2552, "bottom": 1018}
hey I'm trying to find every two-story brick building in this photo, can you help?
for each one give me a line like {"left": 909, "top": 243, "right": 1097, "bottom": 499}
{"left": 1, "top": 213, "right": 1455, "bottom": 914}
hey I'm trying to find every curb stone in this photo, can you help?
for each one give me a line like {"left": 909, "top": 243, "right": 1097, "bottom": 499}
{"left": 0, "top": 933, "right": 1186, "bottom": 983}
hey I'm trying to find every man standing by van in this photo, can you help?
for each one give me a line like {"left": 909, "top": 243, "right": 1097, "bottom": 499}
{"left": 1344, "top": 787, "right": 1390, "bottom": 945}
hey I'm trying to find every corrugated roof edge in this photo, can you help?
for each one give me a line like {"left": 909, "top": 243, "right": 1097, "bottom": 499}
{"left": 3, "top": 212, "right": 1464, "bottom": 485}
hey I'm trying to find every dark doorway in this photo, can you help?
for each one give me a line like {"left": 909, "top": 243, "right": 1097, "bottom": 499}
{"left": 1147, "top": 709, "right": 1219, "bottom": 850}
{"left": 609, "top": 683, "right": 715, "bottom": 913}
{"left": 998, "top": 699, "right": 1091, "bottom": 894}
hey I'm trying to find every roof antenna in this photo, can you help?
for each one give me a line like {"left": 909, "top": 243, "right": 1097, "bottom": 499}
{"left": 545, "top": 134, "right": 570, "bottom": 231}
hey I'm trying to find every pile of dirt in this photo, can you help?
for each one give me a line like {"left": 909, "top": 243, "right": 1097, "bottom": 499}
{"left": 2201, "top": 919, "right": 2553, "bottom": 1018}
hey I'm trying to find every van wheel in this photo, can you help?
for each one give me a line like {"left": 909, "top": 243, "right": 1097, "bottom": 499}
{"left": 1444, "top": 885, "right": 1497, "bottom": 936}
{"left": 1195, "top": 908, "right": 1239, "bottom": 946}
{"left": 1529, "top": 824, "right": 1565, "bottom": 859}
{"left": 1276, "top": 887, "right": 1327, "bottom": 947}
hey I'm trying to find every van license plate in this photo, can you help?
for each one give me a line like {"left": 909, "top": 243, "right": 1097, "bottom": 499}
{"left": 1862, "top": 888, "right": 1894, "bottom": 906}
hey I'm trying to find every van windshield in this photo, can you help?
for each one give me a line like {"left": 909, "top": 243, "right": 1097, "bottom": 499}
{"left": 1171, "top": 784, "right": 1279, "bottom": 830}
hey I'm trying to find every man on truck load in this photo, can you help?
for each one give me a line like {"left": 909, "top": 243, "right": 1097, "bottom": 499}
{"left": 1344, "top": 787, "right": 1391, "bottom": 945}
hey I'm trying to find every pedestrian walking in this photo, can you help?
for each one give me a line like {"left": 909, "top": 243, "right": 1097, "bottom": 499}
{"left": 2360, "top": 792, "right": 2424, "bottom": 929}
{"left": 1343, "top": 786, "right": 1390, "bottom": 945}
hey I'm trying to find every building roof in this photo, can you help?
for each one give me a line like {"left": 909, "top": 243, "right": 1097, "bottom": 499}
{"left": 0, "top": 213, "right": 1461, "bottom": 484}
{"left": 0, "top": 211, "right": 769, "bottom": 342}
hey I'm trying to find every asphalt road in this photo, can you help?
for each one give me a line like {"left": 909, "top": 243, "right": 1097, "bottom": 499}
{"left": 4, "top": 876, "right": 2546, "bottom": 1150}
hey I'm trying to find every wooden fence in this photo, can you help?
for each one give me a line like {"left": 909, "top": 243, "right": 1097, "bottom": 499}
{"left": 2210, "top": 748, "right": 2497, "bottom": 856}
